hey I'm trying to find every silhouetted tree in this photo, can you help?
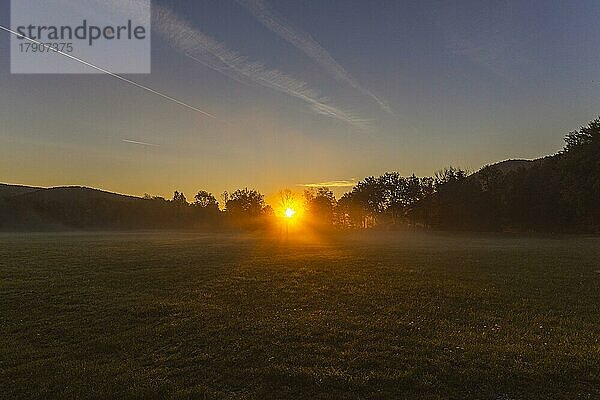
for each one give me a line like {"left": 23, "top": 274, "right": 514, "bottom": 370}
{"left": 337, "top": 192, "right": 364, "bottom": 228}
{"left": 193, "top": 190, "right": 219, "bottom": 211}
{"left": 378, "top": 172, "right": 406, "bottom": 224}
{"left": 304, "top": 187, "right": 336, "bottom": 224}
{"left": 558, "top": 117, "right": 600, "bottom": 229}
{"left": 564, "top": 118, "right": 600, "bottom": 152}
{"left": 221, "top": 191, "right": 229, "bottom": 209}
{"left": 420, "top": 177, "right": 435, "bottom": 197}
{"left": 262, "top": 204, "right": 275, "bottom": 217}
{"left": 226, "top": 188, "right": 265, "bottom": 218}
{"left": 278, "top": 189, "right": 295, "bottom": 213}
{"left": 337, "top": 177, "right": 385, "bottom": 228}
{"left": 172, "top": 191, "right": 188, "bottom": 207}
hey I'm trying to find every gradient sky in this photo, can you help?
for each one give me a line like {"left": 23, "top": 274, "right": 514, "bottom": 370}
{"left": 1, "top": 0, "right": 600, "bottom": 199}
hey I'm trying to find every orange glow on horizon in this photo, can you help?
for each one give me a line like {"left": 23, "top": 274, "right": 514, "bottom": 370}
{"left": 272, "top": 190, "right": 306, "bottom": 232}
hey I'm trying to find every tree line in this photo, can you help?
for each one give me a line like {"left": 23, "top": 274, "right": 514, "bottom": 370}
{"left": 2, "top": 117, "right": 598, "bottom": 232}
{"left": 159, "top": 117, "right": 600, "bottom": 233}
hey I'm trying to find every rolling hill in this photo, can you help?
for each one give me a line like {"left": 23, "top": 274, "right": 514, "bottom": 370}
{"left": 0, "top": 183, "right": 43, "bottom": 199}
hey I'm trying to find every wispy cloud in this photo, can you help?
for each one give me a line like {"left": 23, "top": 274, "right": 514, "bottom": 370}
{"left": 122, "top": 139, "right": 160, "bottom": 147}
{"left": 299, "top": 179, "right": 357, "bottom": 188}
{"left": 0, "top": 23, "right": 216, "bottom": 119}
{"left": 152, "top": 5, "right": 368, "bottom": 130}
{"left": 238, "top": 0, "right": 392, "bottom": 114}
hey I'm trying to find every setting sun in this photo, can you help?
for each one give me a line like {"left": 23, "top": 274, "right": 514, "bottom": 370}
{"left": 284, "top": 207, "right": 296, "bottom": 218}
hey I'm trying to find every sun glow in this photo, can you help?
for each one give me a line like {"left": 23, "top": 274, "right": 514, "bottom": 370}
{"left": 284, "top": 207, "right": 296, "bottom": 218}
{"left": 272, "top": 190, "right": 307, "bottom": 236}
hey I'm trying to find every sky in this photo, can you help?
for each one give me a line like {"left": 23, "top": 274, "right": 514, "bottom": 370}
{"left": 1, "top": 0, "right": 600, "bottom": 199}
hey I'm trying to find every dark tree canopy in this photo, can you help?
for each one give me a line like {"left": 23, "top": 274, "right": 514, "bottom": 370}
{"left": 172, "top": 191, "right": 187, "bottom": 206}
{"left": 194, "top": 190, "right": 219, "bottom": 210}
{"left": 564, "top": 118, "right": 600, "bottom": 152}
{"left": 226, "top": 188, "right": 265, "bottom": 217}
{"left": 304, "top": 187, "right": 336, "bottom": 224}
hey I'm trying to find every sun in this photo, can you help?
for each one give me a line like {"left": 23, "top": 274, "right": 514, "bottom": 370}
{"left": 284, "top": 207, "right": 296, "bottom": 218}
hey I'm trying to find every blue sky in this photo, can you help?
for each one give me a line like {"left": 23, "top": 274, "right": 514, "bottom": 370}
{"left": 1, "top": 0, "right": 600, "bottom": 198}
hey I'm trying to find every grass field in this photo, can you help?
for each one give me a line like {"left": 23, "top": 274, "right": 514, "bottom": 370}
{"left": 1, "top": 232, "right": 598, "bottom": 399}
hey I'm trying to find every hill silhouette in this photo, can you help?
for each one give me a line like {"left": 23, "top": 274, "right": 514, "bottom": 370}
{"left": 473, "top": 159, "right": 542, "bottom": 176}
{"left": 0, "top": 183, "right": 42, "bottom": 198}
{"left": 0, "top": 185, "right": 197, "bottom": 231}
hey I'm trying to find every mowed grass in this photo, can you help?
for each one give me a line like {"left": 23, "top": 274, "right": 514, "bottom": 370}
{"left": 0, "top": 232, "right": 598, "bottom": 399}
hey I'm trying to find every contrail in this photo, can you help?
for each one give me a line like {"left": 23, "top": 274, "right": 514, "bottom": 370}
{"left": 122, "top": 139, "right": 160, "bottom": 147}
{"left": 237, "top": 0, "right": 393, "bottom": 114}
{"left": 152, "top": 5, "right": 369, "bottom": 130}
{"left": 0, "top": 24, "right": 216, "bottom": 119}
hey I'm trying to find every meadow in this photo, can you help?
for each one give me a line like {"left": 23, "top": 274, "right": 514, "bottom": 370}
{"left": 0, "top": 232, "right": 598, "bottom": 399}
